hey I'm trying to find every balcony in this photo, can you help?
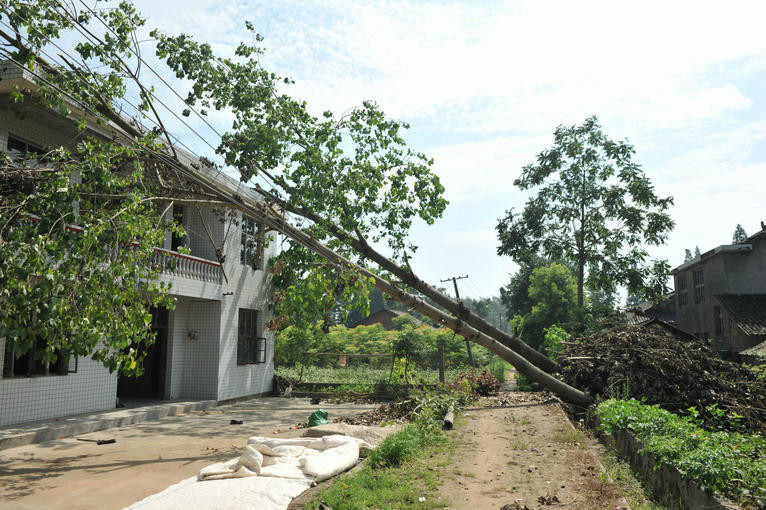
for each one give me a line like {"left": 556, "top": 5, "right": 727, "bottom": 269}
{"left": 152, "top": 248, "right": 223, "bottom": 284}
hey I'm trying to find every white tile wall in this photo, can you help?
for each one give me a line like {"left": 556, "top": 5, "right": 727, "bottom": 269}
{"left": 0, "top": 353, "right": 117, "bottom": 427}
{"left": 215, "top": 211, "right": 276, "bottom": 401}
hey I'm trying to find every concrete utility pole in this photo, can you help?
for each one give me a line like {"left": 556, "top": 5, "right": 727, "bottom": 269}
{"left": 440, "top": 275, "right": 476, "bottom": 368}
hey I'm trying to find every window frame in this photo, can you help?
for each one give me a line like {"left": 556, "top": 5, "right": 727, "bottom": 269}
{"left": 237, "top": 308, "right": 266, "bottom": 365}
{"left": 692, "top": 268, "right": 705, "bottom": 304}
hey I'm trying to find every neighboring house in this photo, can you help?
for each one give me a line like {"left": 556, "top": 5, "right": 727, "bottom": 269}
{"left": 0, "top": 62, "right": 277, "bottom": 427}
{"left": 350, "top": 309, "right": 424, "bottom": 331}
{"left": 626, "top": 293, "right": 677, "bottom": 325}
{"left": 671, "top": 226, "right": 766, "bottom": 353}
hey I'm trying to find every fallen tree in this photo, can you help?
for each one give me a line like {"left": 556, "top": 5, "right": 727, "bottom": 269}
{"left": 0, "top": 1, "right": 585, "bottom": 402}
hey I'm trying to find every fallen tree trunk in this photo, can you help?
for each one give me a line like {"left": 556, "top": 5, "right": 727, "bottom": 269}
{"left": 256, "top": 187, "right": 560, "bottom": 375}
{"left": 204, "top": 193, "right": 592, "bottom": 406}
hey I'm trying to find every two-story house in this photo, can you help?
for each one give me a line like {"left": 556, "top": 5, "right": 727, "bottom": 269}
{"left": 671, "top": 225, "right": 766, "bottom": 353}
{"left": 0, "top": 62, "right": 278, "bottom": 427}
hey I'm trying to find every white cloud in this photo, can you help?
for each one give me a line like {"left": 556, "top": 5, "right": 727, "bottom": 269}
{"left": 126, "top": 0, "right": 766, "bottom": 293}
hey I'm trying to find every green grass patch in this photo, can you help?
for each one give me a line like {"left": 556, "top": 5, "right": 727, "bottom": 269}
{"left": 275, "top": 365, "right": 464, "bottom": 385}
{"left": 305, "top": 386, "right": 472, "bottom": 509}
{"left": 552, "top": 427, "right": 588, "bottom": 449}
{"left": 597, "top": 398, "right": 766, "bottom": 508}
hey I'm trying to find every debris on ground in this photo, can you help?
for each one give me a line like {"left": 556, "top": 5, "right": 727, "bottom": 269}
{"left": 230, "top": 419, "right": 243, "bottom": 425}
{"left": 336, "top": 398, "right": 419, "bottom": 426}
{"left": 561, "top": 323, "right": 766, "bottom": 433}
{"left": 76, "top": 438, "right": 116, "bottom": 445}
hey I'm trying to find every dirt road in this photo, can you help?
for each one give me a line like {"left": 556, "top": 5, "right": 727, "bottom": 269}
{"left": 438, "top": 391, "right": 627, "bottom": 510}
{"left": 0, "top": 397, "right": 374, "bottom": 510}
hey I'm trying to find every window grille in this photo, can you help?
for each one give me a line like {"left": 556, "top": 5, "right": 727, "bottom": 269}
{"left": 237, "top": 308, "right": 265, "bottom": 365}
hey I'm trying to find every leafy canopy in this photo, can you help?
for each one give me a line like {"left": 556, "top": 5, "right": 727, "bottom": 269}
{"left": 152, "top": 22, "right": 448, "bottom": 328}
{"left": 496, "top": 116, "right": 674, "bottom": 305}
{"left": 510, "top": 263, "right": 578, "bottom": 350}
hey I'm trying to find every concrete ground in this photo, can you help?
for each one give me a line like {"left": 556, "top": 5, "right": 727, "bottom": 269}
{"left": 0, "top": 397, "right": 376, "bottom": 510}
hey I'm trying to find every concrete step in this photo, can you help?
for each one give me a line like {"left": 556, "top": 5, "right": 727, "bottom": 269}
{"left": 0, "top": 399, "right": 216, "bottom": 450}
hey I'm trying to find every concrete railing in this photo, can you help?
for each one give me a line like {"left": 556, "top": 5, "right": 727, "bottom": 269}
{"left": 152, "top": 248, "right": 223, "bottom": 284}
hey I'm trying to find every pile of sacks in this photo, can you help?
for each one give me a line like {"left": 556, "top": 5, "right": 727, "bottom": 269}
{"left": 198, "top": 434, "right": 372, "bottom": 483}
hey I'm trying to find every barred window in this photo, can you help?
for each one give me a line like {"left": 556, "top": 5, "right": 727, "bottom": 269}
{"left": 676, "top": 273, "right": 688, "bottom": 306}
{"left": 237, "top": 308, "right": 266, "bottom": 365}
{"left": 693, "top": 268, "right": 705, "bottom": 304}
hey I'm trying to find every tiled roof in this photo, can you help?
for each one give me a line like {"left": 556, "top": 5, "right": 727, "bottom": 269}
{"left": 716, "top": 294, "right": 766, "bottom": 336}
{"left": 740, "top": 340, "right": 766, "bottom": 358}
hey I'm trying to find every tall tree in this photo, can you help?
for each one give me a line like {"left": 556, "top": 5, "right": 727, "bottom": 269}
{"left": 684, "top": 249, "right": 693, "bottom": 263}
{"left": 732, "top": 224, "right": 748, "bottom": 244}
{"left": 694, "top": 246, "right": 701, "bottom": 258}
{"left": 496, "top": 116, "right": 674, "bottom": 307}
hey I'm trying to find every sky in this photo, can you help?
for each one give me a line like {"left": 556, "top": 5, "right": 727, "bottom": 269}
{"left": 126, "top": 0, "right": 766, "bottom": 301}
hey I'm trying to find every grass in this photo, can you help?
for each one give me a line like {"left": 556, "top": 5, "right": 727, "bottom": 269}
{"left": 509, "top": 440, "right": 528, "bottom": 450}
{"left": 552, "top": 427, "right": 588, "bottom": 449}
{"left": 276, "top": 365, "right": 465, "bottom": 386}
{"left": 600, "top": 449, "right": 668, "bottom": 510}
{"left": 305, "top": 415, "right": 457, "bottom": 509}
{"left": 487, "top": 357, "right": 511, "bottom": 382}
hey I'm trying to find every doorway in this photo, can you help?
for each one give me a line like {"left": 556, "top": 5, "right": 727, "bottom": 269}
{"left": 117, "top": 307, "right": 169, "bottom": 399}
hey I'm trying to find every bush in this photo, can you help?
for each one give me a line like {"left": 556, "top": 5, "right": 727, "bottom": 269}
{"left": 453, "top": 370, "right": 500, "bottom": 396}
{"left": 597, "top": 399, "right": 766, "bottom": 508}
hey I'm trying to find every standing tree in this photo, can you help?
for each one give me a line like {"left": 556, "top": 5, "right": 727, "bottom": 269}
{"left": 496, "top": 116, "right": 674, "bottom": 307}
{"left": 694, "top": 246, "right": 701, "bottom": 258}
{"left": 732, "top": 224, "right": 748, "bottom": 244}
{"left": 684, "top": 249, "right": 693, "bottom": 263}
{"left": 511, "top": 263, "right": 577, "bottom": 350}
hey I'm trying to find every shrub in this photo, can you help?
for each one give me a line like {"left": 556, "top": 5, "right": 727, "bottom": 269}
{"left": 597, "top": 398, "right": 766, "bottom": 508}
{"left": 453, "top": 370, "right": 500, "bottom": 396}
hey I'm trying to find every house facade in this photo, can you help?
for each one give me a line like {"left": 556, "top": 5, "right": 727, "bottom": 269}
{"left": 0, "top": 63, "right": 278, "bottom": 427}
{"left": 671, "top": 226, "right": 766, "bottom": 353}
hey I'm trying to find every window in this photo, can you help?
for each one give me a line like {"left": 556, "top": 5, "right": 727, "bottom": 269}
{"left": 676, "top": 273, "right": 688, "bottom": 306}
{"left": 237, "top": 308, "right": 266, "bottom": 364}
{"left": 714, "top": 305, "right": 724, "bottom": 335}
{"left": 693, "top": 268, "right": 705, "bottom": 304}
{"left": 240, "top": 216, "right": 265, "bottom": 270}
{"left": 7, "top": 135, "right": 44, "bottom": 156}
{"left": 3, "top": 337, "right": 73, "bottom": 377}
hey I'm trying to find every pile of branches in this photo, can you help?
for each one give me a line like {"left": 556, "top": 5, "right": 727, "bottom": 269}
{"left": 561, "top": 323, "right": 766, "bottom": 434}
{"left": 337, "top": 398, "right": 421, "bottom": 426}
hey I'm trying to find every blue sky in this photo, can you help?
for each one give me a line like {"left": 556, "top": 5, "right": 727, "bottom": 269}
{"left": 129, "top": 0, "right": 766, "bottom": 300}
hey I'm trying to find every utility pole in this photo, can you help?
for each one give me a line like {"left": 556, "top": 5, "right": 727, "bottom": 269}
{"left": 440, "top": 274, "right": 476, "bottom": 368}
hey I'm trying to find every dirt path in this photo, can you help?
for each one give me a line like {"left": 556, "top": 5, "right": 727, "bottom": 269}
{"left": 437, "top": 391, "right": 626, "bottom": 510}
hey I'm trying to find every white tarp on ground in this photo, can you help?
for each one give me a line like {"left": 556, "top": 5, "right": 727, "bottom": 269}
{"left": 125, "top": 435, "right": 370, "bottom": 510}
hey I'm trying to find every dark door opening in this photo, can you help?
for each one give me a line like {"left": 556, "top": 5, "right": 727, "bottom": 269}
{"left": 117, "top": 307, "right": 168, "bottom": 399}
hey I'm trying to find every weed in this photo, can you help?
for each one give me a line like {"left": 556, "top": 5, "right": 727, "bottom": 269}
{"left": 509, "top": 440, "right": 528, "bottom": 450}
{"left": 552, "top": 427, "right": 588, "bottom": 449}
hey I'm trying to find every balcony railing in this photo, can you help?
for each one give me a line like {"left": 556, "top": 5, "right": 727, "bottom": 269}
{"left": 152, "top": 248, "right": 223, "bottom": 284}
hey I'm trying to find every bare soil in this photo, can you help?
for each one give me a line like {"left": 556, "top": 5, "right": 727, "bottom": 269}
{"left": 437, "top": 391, "right": 627, "bottom": 510}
